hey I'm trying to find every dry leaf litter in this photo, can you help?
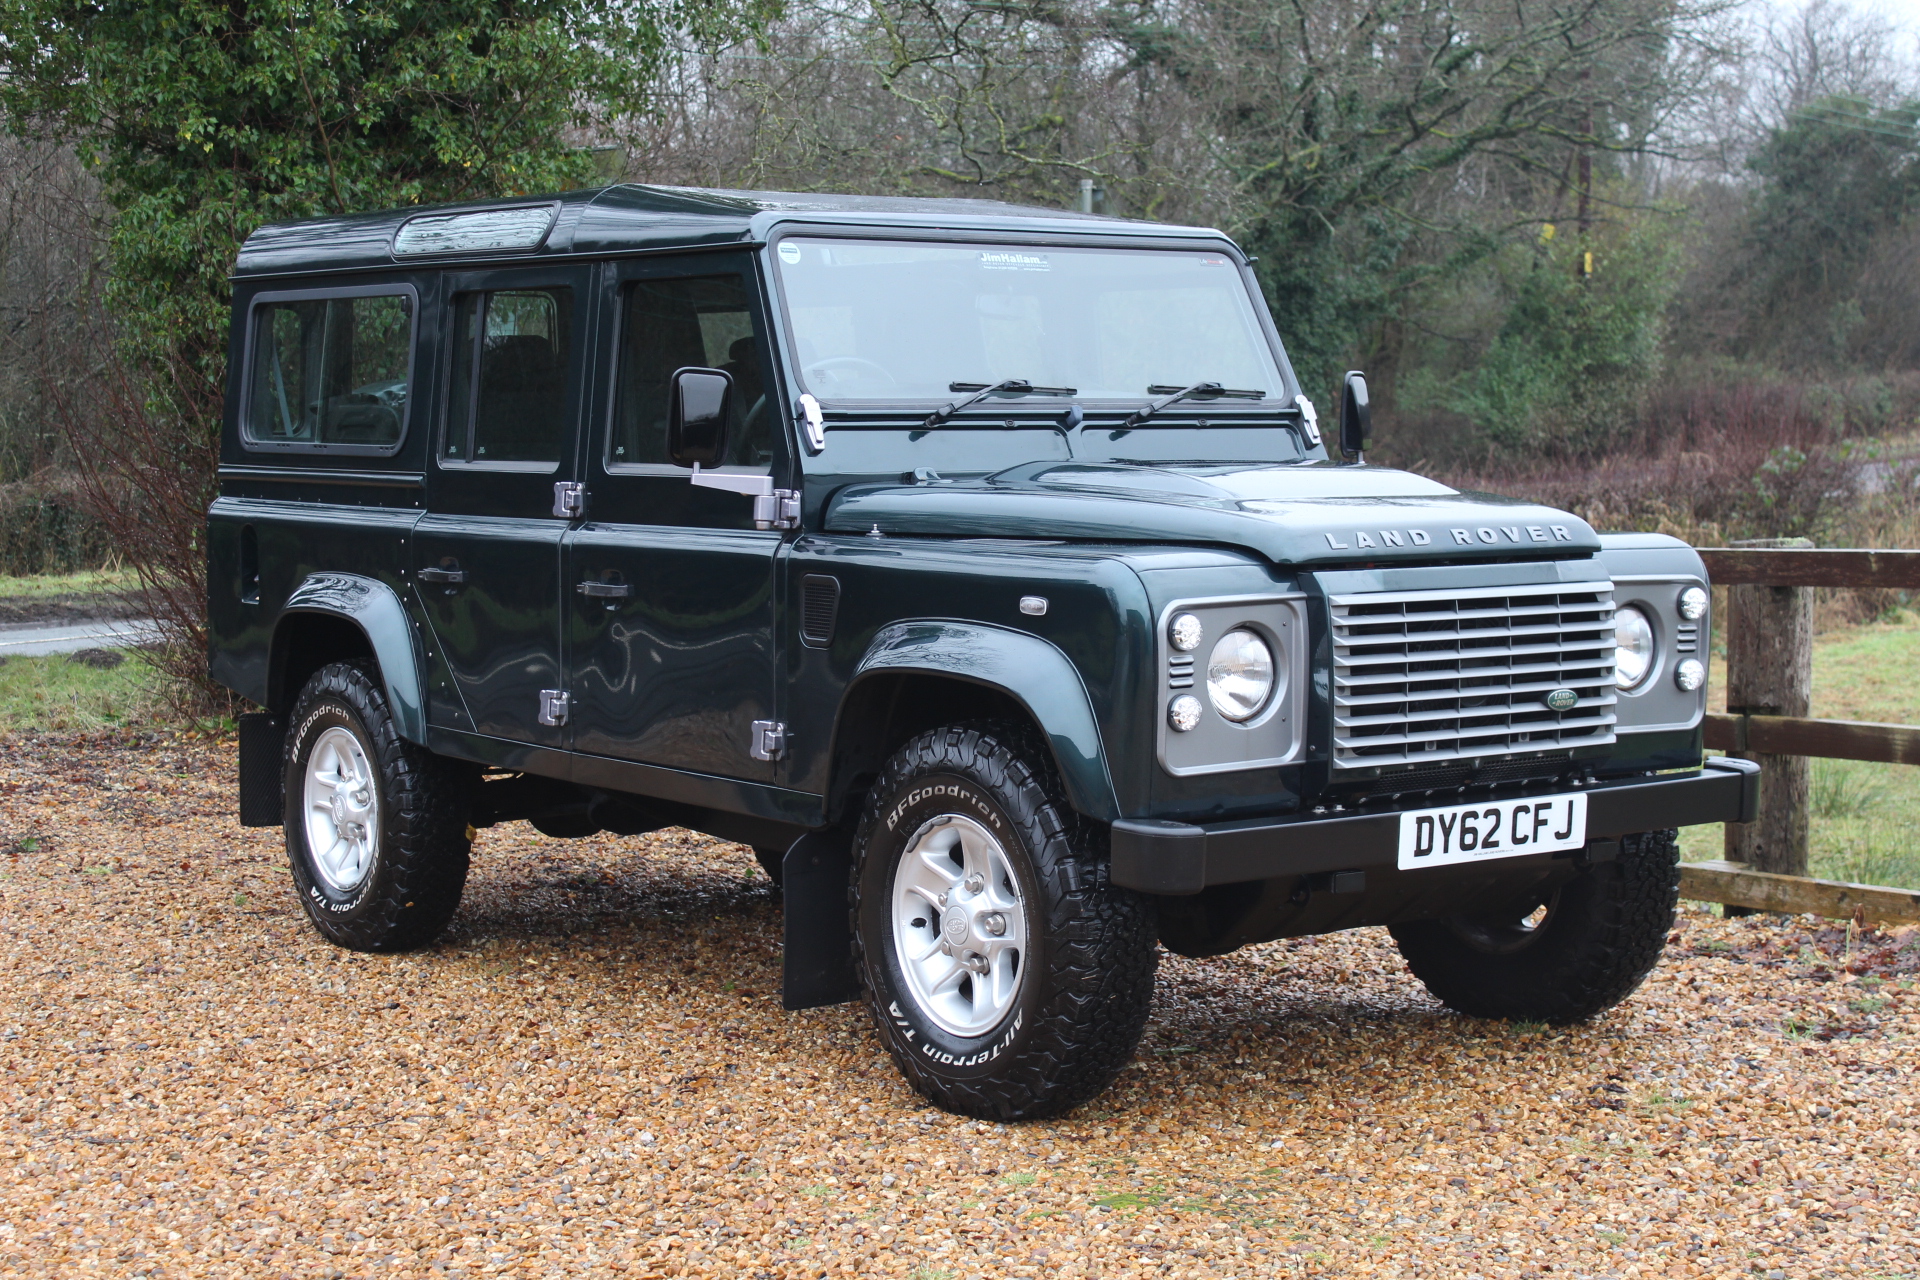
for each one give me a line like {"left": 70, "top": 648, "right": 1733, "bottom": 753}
{"left": 1, "top": 732, "right": 1916, "bottom": 1279}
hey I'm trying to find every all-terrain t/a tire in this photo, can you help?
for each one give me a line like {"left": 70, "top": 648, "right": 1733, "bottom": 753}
{"left": 283, "top": 661, "right": 473, "bottom": 952}
{"left": 1389, "top": 829, "right": 1681, "bottom": 1024}
{"left": 852, "top": 724, "right": 1158, "bottom": 1120}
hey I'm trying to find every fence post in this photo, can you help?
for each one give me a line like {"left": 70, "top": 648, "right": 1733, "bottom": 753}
{"left": 1723, "top": 536, "right": 1814, "bottom": 877}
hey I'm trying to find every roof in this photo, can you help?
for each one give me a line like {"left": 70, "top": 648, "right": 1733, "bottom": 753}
{"left": 232, "top": 183, "right": 1231, "bottom": 279}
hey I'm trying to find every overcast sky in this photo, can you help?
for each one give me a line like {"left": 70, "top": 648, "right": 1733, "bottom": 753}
{"left": 1834, "top": 0, "right": 1920, "bottom": 39}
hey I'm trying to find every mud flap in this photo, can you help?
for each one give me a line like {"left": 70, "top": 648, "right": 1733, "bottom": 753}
{"left": 782, "top": 828, "right": 861, "bottom": 1010}
{"left": 238, "top": 712, "right": 287, "bottom": 828}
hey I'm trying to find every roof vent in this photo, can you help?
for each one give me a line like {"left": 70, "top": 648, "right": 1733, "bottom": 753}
{"left": 393, "top": 205, "right": 558, "bottom": 257}
{"left": 801, "top": 575, "right": 840, "bottom": 648}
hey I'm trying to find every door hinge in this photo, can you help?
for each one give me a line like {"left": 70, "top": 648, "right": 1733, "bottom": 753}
{"left": 538, "top": 689, "right": 572, "bottom": 727}
{"left": 752, "top": 489, "right": 801, "bottom": 532}
{"left": 552, "top": 481, "right": 586, "bottom": 519}
{"left": 751, "top": 719, "right": 789, "bottom": 761}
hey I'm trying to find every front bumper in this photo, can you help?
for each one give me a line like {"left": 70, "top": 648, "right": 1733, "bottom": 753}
{"left": 1110, "top": 756, "right": 1759, "bottom": 895}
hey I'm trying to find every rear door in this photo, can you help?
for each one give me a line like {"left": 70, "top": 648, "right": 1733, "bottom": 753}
{"left": 414, "top": 265, "right": 591, "bottom": 746}
{"left": 563, "top": 252, "right": 787, "bottom": 781}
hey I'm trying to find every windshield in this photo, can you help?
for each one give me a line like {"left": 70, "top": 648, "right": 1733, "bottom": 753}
{"left": 773, "top": 238, "right": 1287, "bottom": 403}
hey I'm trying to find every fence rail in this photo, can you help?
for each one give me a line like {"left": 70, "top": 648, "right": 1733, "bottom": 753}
{"left": 1683, "top": 546, "right": 1920, "bottom": 923}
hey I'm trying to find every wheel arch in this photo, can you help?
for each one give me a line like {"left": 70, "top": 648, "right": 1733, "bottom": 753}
{"left": 268, "top": 573, "right": 428, "bottom": 744}
{"left": 827, "top": 621, "right": 1119, "bottom": 826}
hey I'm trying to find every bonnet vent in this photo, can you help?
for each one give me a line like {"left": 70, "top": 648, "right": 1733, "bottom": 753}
{"left": 801, "top": 575, "right": 840, "bottom": 648}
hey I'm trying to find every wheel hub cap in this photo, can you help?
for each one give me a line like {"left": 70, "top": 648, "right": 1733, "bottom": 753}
{"left": 891, "top": 813, "right": 1029, "bottom": 1038}
{"left": 302, "top": 725, "right": 379, "bottom": 894}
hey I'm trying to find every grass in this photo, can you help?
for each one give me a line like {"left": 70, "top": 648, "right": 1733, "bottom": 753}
{"left": 0, "top": 567, "right": 133, "bottom": 599}
{"left": 1682, "top": 609, "right": 1920, "bottom": 889}
{"left": 0, "top": 651, "right": 162, "bottom": 731}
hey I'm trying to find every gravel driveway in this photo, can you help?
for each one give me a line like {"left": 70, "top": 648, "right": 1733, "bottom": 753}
{"left": 2, "top": 733, "right": 1916, "bottom": 1279}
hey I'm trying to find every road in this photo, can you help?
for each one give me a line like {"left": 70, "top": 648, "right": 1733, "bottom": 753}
{"left": 0, "top": 617, "right": 162, "bottom": 656}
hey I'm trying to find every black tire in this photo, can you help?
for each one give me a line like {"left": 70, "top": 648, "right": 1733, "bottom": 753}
{"left": 1389, "top": 829, "right": 1680, "bottom": 1024}
{"left": 851, "top": 724, "right": 1158, "bottom": 1120}
{"left": 751, "top": 845, "right": 785, "bottom": 887}
{"left": 283, "top": 661, "right": 473, "bottom": 952}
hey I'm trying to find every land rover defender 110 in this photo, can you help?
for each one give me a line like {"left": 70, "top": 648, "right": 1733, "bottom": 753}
{"left": 209, "top": 185, "right": 1755, "bottom": 1119}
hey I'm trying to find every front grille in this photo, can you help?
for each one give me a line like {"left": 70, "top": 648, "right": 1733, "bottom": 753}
{"left": 1329, "top": 582, "right": 1617, "bottom": 770}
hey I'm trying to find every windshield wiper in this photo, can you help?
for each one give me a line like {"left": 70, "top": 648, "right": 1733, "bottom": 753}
{"left": 922, "top": 378, "right": 1077, "bottom": 429}
{"left": 1121, "top": 382, "right": 1266, "bottom": 428}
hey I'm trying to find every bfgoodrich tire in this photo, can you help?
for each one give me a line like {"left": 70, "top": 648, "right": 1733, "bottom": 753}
{"left": 283, "top": 661, "right": 473, "bottom": 952}
{"left": 1389, "top": 829, "right": 1681, "bottom": 1024}
{"left": 852, "top": 724, "right": 1158, "bottom": 1120}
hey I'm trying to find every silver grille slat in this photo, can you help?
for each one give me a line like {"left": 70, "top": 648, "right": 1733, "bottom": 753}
{"left": 1330, "top": 582, "right": 1618, "bottom": 769}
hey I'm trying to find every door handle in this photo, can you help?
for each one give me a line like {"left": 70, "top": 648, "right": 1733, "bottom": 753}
{"left": 418, "top": 566, "right": 467, "bottom": 585}
{"left": 576, "top": 580, "right": 632, "bottom": 599}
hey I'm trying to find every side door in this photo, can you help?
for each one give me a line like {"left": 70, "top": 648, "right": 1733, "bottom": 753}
{"left": 414, "top": 265, "right": 591, "bottom": 747}
{"left": 564, "top": 253, "right": 789, "bottom": 782}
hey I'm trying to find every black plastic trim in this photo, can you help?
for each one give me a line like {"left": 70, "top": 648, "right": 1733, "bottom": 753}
{"left": 1110, "top": 757, "right": 1759, "bottom": 896}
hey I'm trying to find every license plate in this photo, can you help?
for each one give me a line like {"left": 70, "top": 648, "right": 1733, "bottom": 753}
{"left": 1397, "top": 793, "right": 1587, "bottom": 870}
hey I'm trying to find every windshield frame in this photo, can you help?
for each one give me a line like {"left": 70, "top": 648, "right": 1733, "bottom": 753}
{"left": 763, "top": 226, "right": 1300, "bottom": 413}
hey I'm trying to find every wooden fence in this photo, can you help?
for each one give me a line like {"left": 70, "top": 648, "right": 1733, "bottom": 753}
{"left": 1683, "top": 546, "right": 1920, "bottom": 925}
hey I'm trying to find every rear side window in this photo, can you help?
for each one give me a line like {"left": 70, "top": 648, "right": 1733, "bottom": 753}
{"left": 610, "top": 275, "right": 772, "bottom": 470}
{"left": 244, "top": 292, "right": 413, "bottom": 451}
{"left": 443, "top": 288, "right": 572, "bottom": 466}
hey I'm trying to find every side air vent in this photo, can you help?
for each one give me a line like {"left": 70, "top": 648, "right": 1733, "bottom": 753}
{"left": 801, "top": 574, "right": 841, "bottom": 648}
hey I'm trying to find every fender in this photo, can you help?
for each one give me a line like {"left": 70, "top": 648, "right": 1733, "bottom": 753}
{"left": 275, "top": 573, "right": 428, "bottom": 744}
{"left": 848, "top": 620, "right": 1120, "bottom": 822}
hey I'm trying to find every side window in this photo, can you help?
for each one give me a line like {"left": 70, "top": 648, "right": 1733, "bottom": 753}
{"left": 245, "top": 293, "right": 412, "bottom": 449}
{"left": 443, "top": 288, "right": 572, "bottom": 465}
{"left": 609, "top": 275, "right": 772, "bottom": 469}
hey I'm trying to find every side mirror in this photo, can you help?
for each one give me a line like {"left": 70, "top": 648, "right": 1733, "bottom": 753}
{"left": 1338, "top": 370, "right": 1371, "bottom": 462}
{"left": 668, "top": 367, "right": 733, "bottom": 468}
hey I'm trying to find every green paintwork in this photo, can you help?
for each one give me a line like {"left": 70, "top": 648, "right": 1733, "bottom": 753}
{"left": 825, "top": 462, "right": 1599, "bottom": 568}
{"left": 850, "top": 620, "right": 1120, "bottom": 821}
{"left": 207, "top": 182, "right": 1711, "bottom": 891}
{"left": 281, "top": 572, "right": 428, "bottom": 743}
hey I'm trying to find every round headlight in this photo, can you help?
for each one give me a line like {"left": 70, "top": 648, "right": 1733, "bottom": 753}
{"left": 1678, "top": 586, "right": 1708, "bottom": 621}
{"left": 1615, "top": 605, "right": 1656, "bottom": 691}
{"left": 1169, "top": 613, "right": 1203, "bottom": 652}
{"left": 1675, "top": 658, "right": 1706, "bottom": 692}
{"left": 1207, "top": 628, "right": 1275, "bottom": 721}
{"left": 1168, "top": 694, "right": 1203, "bottom": 733}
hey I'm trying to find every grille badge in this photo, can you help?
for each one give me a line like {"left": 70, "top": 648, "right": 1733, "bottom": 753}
{"left": 1544, "top": 688, "right": 1579, "bottom": 711}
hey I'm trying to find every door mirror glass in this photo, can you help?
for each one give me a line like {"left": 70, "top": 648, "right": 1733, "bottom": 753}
{"left": 1338, "top": 370, "right": 1371, "bottom": 460}
{"left": 668, "top": 366, "right": 733, "bottom": 467}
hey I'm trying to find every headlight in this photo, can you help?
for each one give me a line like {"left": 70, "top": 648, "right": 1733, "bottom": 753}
{"left": 1614, "top": 605, "right": 1655, "bottom": 690}
{"left": 1207, "top": 628, "right": 1275, "bottom": 721}
{"left": 1168, "top": 695, "right": 1203, "bottom": 732}
{"left": 1675, "top": 658, "right": 1706, "bottom": 692}
{"left": 1678, "top": 586, "right": 1708, "bottom": 621}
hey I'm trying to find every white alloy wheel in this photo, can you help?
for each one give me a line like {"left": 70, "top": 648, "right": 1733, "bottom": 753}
{"left": 890, "top": 814, "right": 1029, "bottom": 1038}
{"left": 302, "top": 725, "right": 380, "bottom": 893}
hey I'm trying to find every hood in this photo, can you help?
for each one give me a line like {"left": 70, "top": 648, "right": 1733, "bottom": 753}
{"left": 823, "top": 460, "right": 1599, "bottom": 566}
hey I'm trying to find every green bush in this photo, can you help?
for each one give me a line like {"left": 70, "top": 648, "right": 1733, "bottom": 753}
{"left": 1443, "top": 211, "right": 1682, "bottom": 458}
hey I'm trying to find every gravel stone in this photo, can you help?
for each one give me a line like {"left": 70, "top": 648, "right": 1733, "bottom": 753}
{"left": 2, "top": 731, "right": 1918, "bottom": 1277}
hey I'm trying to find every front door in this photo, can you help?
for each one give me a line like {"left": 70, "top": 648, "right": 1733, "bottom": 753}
{"left": 564, "top": 253, "right": 788, "bottom": 781}
{"left": 415, "top": 266, "right": 590, "bottom": 747}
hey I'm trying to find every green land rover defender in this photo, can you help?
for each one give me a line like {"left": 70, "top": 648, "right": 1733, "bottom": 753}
{"left": 208, "top": 185, "right": 1755, "bottom": 1118}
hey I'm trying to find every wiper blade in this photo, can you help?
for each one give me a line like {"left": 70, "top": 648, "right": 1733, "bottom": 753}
{"left": 923, "top": 378, "right": 1077, "bottom": 428}
{"left": 1123, "top": 382, "right": 1266, "bottom": 428}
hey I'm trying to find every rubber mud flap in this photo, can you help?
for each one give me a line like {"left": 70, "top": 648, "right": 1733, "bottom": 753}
{"left": 238, "top": 712, "right": 287, "bottom": 827}
{"left": 783, "top": 828, "right": 861, "bottom": 1010}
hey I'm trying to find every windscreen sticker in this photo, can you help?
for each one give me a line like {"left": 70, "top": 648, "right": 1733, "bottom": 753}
{"left": 979, "top": 251, "right": 1050, "bottom": 272}
{"left": 778, "top": 242, "right": 802, "bottom": 264}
